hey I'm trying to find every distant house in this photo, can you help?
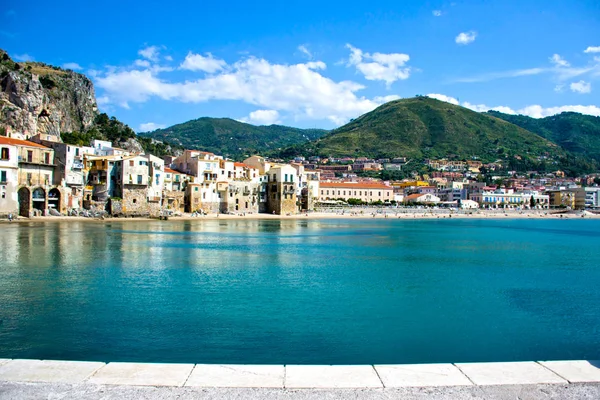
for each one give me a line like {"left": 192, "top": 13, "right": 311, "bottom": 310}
{"left": 405, "top": 193, "right": 440, "bottom": 204}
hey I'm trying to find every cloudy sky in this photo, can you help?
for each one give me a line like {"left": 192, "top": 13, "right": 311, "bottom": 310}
{"left": 2, "top": 0, "right": 600, "bottom": 131}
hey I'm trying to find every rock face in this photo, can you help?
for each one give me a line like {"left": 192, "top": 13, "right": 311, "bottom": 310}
{"left": 0, "top": 50, "right": 97, "bottom": 138}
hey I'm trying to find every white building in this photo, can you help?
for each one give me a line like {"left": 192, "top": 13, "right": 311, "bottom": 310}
{"left": 585, "top": 187, "right": 600, "bottom": 209}
{"left": 0, "top": 139, "right": 19, "bottom": 216}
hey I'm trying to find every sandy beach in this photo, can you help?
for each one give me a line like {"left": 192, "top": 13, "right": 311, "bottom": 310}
{"left": 2, "top": 209, "right": 598, "bottom": 223}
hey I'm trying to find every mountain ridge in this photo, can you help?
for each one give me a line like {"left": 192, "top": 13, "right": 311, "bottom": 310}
{"left": 139, "top": 117, "right": 327, "bottom": 159}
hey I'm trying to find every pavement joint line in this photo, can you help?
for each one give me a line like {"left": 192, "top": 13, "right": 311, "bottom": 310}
{"left": 283, "top": 364, "right": 287, "bottom": 389}
{"left": 536, "top": 361, "right": 572, "bottom": 384}
{"left": 453, "top": 363, "right": 477, "bottom": 386}
{"left": 371, "top": 365, "right": 385, "bottom": 388}
{"left": 84, "top": 362, "right": 107, "bottom": 382}
{"left": 181, "top": 364, "right": 195, "bottom": 387}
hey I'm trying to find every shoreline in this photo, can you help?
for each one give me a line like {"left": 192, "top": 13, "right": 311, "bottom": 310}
{"left": 1, "top": 358, "right": 599, "bottom": 391}
{"left": 2, "top": 210, "right": 599, "bottom": 223}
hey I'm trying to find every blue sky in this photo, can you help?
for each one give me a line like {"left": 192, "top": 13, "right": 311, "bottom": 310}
{"left": 2, "top": 0, "right": 600, "bottom": 131}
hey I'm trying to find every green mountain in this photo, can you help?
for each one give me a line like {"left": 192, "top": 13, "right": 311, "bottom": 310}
{"left": 486, "top": 111, "right": 600, "bottom": 162}
{"left": 281, "top": 96, "right": 565, "bottom": 163}
{"left": 139, "top": 117, "right": 327, "bottom": 159}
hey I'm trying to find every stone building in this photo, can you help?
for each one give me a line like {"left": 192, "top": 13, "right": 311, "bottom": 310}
{"left": 218, "top": 180, "right": 260, "bottom": 214}
{"left": 266, "top": 164, "right": 298, "bottom": 215}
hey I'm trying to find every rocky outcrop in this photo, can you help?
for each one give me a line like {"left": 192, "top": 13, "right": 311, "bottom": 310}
{"left": 0, "top": 50, "right": 97, "bottom": 138}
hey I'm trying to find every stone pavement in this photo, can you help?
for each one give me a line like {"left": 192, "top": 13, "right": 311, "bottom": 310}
{"left": 1, "top": 359, "right": 599, "bottom": 399}
{"left": 2, "top": 381, "right": 600, "bottom": 400}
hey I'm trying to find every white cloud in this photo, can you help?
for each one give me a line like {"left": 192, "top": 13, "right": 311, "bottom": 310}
{"left": 518, "top": 104, "right": 600, "bottom": 118}
{"left": 452, "top": 68, "right": 546, "bottom": 83}
{"left": 455, "top": 31, "right": 477, "bottom": 45}
{"left": 432, "top": 10, "right": 442, "bottom": 16}
{"left": 554, "top": 84, "right": 564, "bottom": 93}
{"left": 427, "top": 93, "right": 459, "bottom": 105}
{"left": 138, "top": 45, "right": 161, "bottom": 62}
{"left": 584, "top": 46, "right": 600, "bottom": 53}
{"left": 298, "top": 45, "right": 313, "bottom": 60}
{"left": 549, "top": 54, "right": 570, "bottom": 67}
{"left": 180, "top": 52, "right": 227, "bottom": 73}
{"left": 164, "top": 55, "right": 173, "bottom": 61}
{"left": 134, "top": 59, "right": 151, "bottom": 68}
{"left": 427, "top": 93, "right": 600, "bottom": 118}
{"left": 345, "top": 44, "right": 411, "bottom": 86}
{"left": 95, "top": 54, "right": 396, "bottom": 126}
{"left": 63, "top": 62, "right": 82, "bottom": 70}
{"left": 139, "top": 122, "right": 166, "bottom": 132}
{"left": 13, "top": 54, "right": 34, "bottom": 62}
{"left": 570, "top": 80, "right": 591, "bottom": 94}
{"left": 241, "top": 109, "right": 281, "bottom": 125}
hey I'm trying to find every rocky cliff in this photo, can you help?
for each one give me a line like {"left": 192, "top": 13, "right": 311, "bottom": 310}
{"left": 0, "top": 49, "right": 97, "bottom": 138}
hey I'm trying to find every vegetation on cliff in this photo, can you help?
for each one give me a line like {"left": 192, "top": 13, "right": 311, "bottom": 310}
{"left": 61, "top": 114, "right": 183, "bottom": 157}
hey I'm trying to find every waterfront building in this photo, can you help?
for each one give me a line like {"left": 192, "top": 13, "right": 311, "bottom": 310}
{"left": 266, "top": 164, "right": 298, "bottom": 214}
{"left": 319, "top": 181, "right": 393, "bottom": 203}
{"left": 0, "top": 138, "right": 18, "bottom": 216}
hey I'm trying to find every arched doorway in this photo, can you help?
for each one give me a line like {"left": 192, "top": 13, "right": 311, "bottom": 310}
{"left": 32, "top": 187, "right": 46, "bottom": 212}
{"left": 17, "top": 187, "right": 31, "bottom": 217}
{"left": 48, "top": 188, "right": 61, "bottom": 212}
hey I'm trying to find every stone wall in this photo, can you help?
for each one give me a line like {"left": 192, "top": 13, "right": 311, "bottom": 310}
{"left": 121, "top": 185, "right": 161, "bottom": 217}
{"left": 163, "top": 191, "right": 185, "bottom": 213}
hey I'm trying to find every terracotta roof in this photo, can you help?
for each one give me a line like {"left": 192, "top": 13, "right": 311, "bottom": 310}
{"left": 0, "top": 136, "right": 50, "bottom": 149}
{"left": 164, "top": 168, "right": 179, "bottom": 174}
{"left": 234, "top": 162, "right": 248, "bottom": 168}
{"left": 320, "top": 182, "right": 392, "bottom": 190}
{"left": 406, "top": 193, "right": 426, "bottom": 200}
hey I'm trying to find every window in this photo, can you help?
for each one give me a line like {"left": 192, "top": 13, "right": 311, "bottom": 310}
{"left": 194, "top": 187, "right": 198, "bottom": 192}
{"left": 130, "top": 160, "right": 134, "bottom": 167}
{"left": 27, "top": 173, "right": 32, "bottom": 184}
{"left": 45, "top": 174, "right": 49, "bottom": 185}
{"left": 27, "top": 150, "right": 33, "bottom": 162}
{"left": 155, "top": 173, "right": 160, "bottom": 183}
{"left": 284, "top": 174, "right": 288, "bottom": 182}
{"left": 0, "top": 148, "right": 8, "bottom": 160}
{"left": 75, "top": 148, "right": 80, "bottom": 156}
{"left": 44, "top": 153, "right": 50, "bottom": 164}
{"left": 137, "top": 175, "right": 142, "bottom": 184}
{"left": 0, "top": 171, "right": 6, "bottom": 182}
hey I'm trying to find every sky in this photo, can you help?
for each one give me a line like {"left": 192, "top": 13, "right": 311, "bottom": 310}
{"left": 2, "top": 0, "right": 600, "bottom": 132}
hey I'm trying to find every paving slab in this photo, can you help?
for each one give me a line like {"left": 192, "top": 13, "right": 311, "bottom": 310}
{"left": 87, "top": 362, "right": 194, "bottom": 386}
{"left": 185, "top": 364, "right": 284, "bottom": 388}
{"left": 375, "top": 363, "right": 473, "bottom": 387}
{"left": 285, "top": 365, "right": 382, "bottom": 388}
{"left": 539, "top": 360, "right": 600, "bottom": 383}
{"left": 455, "top": 361, "right": 567, "bottom": 385}
{"left": 0, "top": 359, "right": 105, "bottom": 383}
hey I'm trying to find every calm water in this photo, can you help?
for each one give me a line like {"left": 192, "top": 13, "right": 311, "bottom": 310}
{"left": 0, "top": 218, "right": 599, "bottom": 364}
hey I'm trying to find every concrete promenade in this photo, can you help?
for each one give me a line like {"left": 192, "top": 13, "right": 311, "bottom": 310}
{"left": 1, "top": 359, "right": 600, "bottom": 399}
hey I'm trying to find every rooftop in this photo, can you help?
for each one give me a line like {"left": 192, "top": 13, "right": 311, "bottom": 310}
{"left": 0, "top": 136, "right": 50, "bottom": 149}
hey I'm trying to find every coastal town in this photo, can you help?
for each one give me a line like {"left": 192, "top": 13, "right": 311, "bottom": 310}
{"left": 1, "top": 131, "right": 599, "bottom": 219}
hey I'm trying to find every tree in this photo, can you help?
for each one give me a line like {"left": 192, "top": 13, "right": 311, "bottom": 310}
{"left": 530, "top": 195, "right": 535, "bottom": 208}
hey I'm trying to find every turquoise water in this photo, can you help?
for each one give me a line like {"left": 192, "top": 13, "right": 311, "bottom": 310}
{"left": 0, "top": 218, "right": 599, "bottom": 364}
